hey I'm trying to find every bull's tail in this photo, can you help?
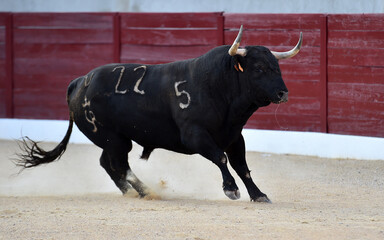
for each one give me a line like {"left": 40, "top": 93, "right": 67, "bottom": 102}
{"left": 16, "top": 115, "right": 74, "bottom": 169}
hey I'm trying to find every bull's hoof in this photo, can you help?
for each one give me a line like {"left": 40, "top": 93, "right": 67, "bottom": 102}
{"left": 224, "top": 189, "right": 241, "bottom": 200}
{"left": 251, "top": 195, "right": 272, "bottom": 203}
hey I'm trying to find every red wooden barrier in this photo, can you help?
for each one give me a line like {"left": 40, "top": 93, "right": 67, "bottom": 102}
{"left": 0, "top": 12, "right": 383, "bottom": 138}
{"left": 119, "top": 12, "right": 223, "bottom": 64}
{"left": 12, "top": 13, "right": 116, "bottom": 120}
{"left": 327, "top": 14, "right": 384, "bottom": 137}
{"left": 0, "top": 13, "right": 12, "bottom": 118}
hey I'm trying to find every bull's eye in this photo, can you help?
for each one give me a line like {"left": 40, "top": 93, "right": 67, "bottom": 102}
{"left": 255, "top": 68, "right": 263, "bottom": 73}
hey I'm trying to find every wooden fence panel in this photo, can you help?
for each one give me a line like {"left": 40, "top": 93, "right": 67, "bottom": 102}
{"left": 224, "top": 14, "right": 325, "bottom": 132}
{"left": 119, "top": 12, "right": 223, "bottom": 64}
{"left": 0, "top": 13, "right": 12, "bottom": 118}
{"left": 12, "top": 13, "right": 116, "bottom": 120}
{"left": 327, "top": 14, "right": 384, "bottom": 137}
{"left": 0, "top": 14, "right": 8, "bottom": 117}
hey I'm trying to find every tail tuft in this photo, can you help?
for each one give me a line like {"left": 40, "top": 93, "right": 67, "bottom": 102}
{"left": 15, "top": 118, "right": 73, "bottom": 169}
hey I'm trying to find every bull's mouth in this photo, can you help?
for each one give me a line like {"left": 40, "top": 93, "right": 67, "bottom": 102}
{"left": 272, "top": 98, "right": 288, "bottom": 104}
{"left": 256, "top": 91, "right": 288, "bottom": 106}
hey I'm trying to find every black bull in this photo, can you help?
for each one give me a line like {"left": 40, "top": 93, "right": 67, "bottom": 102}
{"left": 17, "top": 27, "right": 302, "bottom": 202}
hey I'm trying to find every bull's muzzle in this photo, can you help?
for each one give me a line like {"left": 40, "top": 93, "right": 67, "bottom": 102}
{"left": 277, "top": 90, "right": 289, "bottom": 103}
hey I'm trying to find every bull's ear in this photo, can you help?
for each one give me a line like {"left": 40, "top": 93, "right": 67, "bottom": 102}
{"left": 233, "top": 55, "right": 246, "bottom": 72}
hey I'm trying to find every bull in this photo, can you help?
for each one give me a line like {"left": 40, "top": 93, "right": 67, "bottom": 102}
{"left": 17, "top": 26, "right": 302, "bottom": 202}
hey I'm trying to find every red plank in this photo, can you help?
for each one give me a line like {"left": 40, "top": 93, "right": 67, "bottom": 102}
{"left": 0, "top": 61, "right": 5, "bottom": 86}
{"left": 328, "top": 82, "right": 384, "bottom": 103}
{"left": 0, "top": 13, "right": 8, "bottom": 117}
{"left": 224, "top": 14, "right": 325, "bottom": 30}
{"left": 328, "top": 117, "right": 384, "bottom": 138}
{"left": 13, "top": 58, "right": 109, "bottom": 83}
{"left": 121, "top": 29, "right": 218, "bottom": 46}
{"left": 328, "top": 14, "right": 384, "bottom": 31}
{"left": 120, "top": 45, "right": 213, "bottom": 64}
{"left": 0, "top": 28, "right": 5, "bottom": 43}
{"left": 14, "top": 105, "right": 69, "bottom": 120}
{"left": 13, "top": 43, "right": 114, "bottom": 60}
{"left": 0, "top": 13, "right": 10, "bottom": 23}
{"left": 13, "top": 88, "right": 69, "bottom": 120}
{"left": 255, "top": 97, "right": 321, "bottom": 115}
{"left": 245, "top": 113, "right": 322, "bottom": 132}
{"left": 14, "top": 29, "right": 113, "bottom": 44}
{"left": 328, "top": 30, "right": 384, "bottom": 49}
{"left": 284, "top": 80, "right": 321, "bottom": 98}
{"left": 328, "top": 65, "right": 384, "bottom": 84}
{"left": 14, "top": 89, "right": 66, "bottom": 105}
{"left": 216, "top": 14, "right": 224, "bottom": 45}
{"left": 320, "top": 15, "right": 328, "bottom": 133}
{"left": 328, "top": 100, "right": 384, "bottom": 120}
{"left": 328, "top": 48, "right": 384, "bottom": 67}
{"left": 113, "top": 13, "right": 121, "bottom": 63}
{"left": 13, "top": 74, "right": 78, "bottom": 89}
{"left": 0, "top": 90, "right": 6, "bottom": 117}
{"left": 280, "top": 64, "right": 321, "bottom": 81}
{"left": 120, "top": 12, "right": 222, "bottom": 29}
{"left": 13, "top": 13, "right": 114, "bottom": 28}
{"left": 0, "top": 42, "right": 5, "bottom": 60}
{"left": 4, "top": 13, "right": 13, "bottom": 118}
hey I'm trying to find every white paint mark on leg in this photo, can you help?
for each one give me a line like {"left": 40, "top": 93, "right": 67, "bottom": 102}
{"left": 85, "top": 110, "right": 98, "bottom": 133}
{"left": 112, "top": 66, "right": 128, "bottom": 94}
{"left": 126, "top": 169, "right": 154, "bottom": 198}
{"left": 126, "top": 169, "right": 139, "bottom": 184}
{"left": 174, "top": 80, "right": 191, "bottom": 109}
{"left": 133, "top": 65, "right": 146, "bottom": 95}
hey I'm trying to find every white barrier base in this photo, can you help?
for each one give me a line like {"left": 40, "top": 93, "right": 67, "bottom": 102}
{"left": 1, "top": 118, "right": 383, "bottom": 161}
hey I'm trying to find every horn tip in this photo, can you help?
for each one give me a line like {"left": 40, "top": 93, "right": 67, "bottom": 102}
{"left": 298, "top": 32, "right": 303, "bottom": 48}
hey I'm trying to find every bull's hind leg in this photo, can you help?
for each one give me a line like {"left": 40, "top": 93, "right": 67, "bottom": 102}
{"left": 99, "top": 137, "right": 150, "bottom": 198}
{"left": 100, "top": 150, "right": 132, "bottom": 194}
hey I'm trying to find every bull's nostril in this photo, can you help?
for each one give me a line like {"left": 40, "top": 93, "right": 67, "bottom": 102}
{"left": 278, "top": 91, "right": 286, "bottom": 98}
{"left": 277, "top": 91, "right": 289, "bottom": 102}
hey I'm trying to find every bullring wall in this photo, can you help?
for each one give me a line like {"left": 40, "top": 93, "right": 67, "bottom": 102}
{"left": 0, "top": 12, "right": 383, "bottom": 137}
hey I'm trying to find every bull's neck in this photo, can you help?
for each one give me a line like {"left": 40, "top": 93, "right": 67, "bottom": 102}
{"left": 222, "top": 60, "right": 260, "bottom": 128}
{"left": 200, "top": 49, "right": 259, "bottom": 128}
{"left": 227, "top": 90, "right": 259, "bottom": 127}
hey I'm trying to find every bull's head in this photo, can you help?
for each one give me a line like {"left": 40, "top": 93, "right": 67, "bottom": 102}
{"left": 228, "top": 25, "right": 302, "bottom": 106}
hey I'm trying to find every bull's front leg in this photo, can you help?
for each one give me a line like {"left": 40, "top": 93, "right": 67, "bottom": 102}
{"left": 181, "top": 127, "right": 240, "bottom": 200}
{"left": 226, "top": 134, "right": 271, "bottom": 203}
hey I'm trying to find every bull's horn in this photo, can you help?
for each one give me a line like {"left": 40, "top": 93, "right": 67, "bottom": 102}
{"left": 271, "top": 32, "right": 303, "bottom": 60}
{"left": 228, "top": 25, "right": 247, "bottom": 56}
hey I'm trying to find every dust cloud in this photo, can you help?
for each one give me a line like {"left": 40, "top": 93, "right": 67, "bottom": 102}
{"left": 0, "top": 140, "right": 231, "bottom": 200}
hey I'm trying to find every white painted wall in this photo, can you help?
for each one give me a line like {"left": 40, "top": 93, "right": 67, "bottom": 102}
{"left": 1, "top": 0, "right": 383, "bottom": 13}
{"left": 1, "top": 119, "right": 383, "bottom": 161}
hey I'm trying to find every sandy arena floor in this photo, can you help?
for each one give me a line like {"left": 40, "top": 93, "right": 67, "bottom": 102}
{"left": 0, "top": 139, "right": 383, "bottom": 239}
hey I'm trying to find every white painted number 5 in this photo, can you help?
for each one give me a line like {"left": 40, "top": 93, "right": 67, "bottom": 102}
{"left": 174, "top": 80, "right": 191, "bottom": 109}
